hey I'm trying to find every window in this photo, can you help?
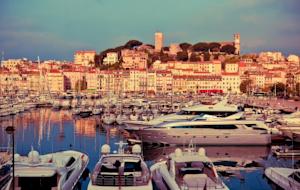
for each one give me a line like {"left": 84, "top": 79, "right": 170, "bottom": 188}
{"left": 171, "top": 125, "right": 237, "bottom": 129}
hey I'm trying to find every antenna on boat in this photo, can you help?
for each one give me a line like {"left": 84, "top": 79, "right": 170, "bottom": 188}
{"left": 115, "top": 141, "right": 128, "bottom": 154}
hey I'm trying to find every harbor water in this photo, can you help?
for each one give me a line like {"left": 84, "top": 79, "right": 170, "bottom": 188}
{"left": 0, "top": 108, "right": 297, "bottom": 190}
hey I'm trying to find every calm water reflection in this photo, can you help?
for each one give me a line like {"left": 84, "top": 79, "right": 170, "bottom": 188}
{"left": 0, "top": 108, "right": 297, "bottom": 190}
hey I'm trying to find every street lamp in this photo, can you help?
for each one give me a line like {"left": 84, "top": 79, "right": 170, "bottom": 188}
{"left": 6, "top": 126, "right": 15, "bottom": 190}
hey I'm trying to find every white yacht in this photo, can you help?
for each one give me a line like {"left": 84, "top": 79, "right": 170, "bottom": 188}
{"left": 265, "top": 167, "right": 300, "bottom": 190}
{"left": 126, "top": 120, "right": 274, "bottom": 145}
{"left": 8, "top": 148, "right": 89, "bottom": 190}
{"left": 151, "top": 145, "right": 229, "bottom": 190}
{"left": 124, "top": 97, "right": 240, "bottom": 129}
{"left": 88, "top": 142, "right": 152, "bottom": 190}
{"left": 278, "top": 111, "right": 300, "bottom": 127}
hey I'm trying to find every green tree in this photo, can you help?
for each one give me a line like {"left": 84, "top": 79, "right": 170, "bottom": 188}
{"left": 189, "top": 53, "right": 200, "bottom": 62}
{"left": 270, "top": 82, "right": 286, "bottom": 96}
{"left": 294, "top": 82, "right": 300, "bottom": 96}
{"left": 75, "top": 77, "right": 87, "bottom": 92}
{"left": 124, "top": 40, "right": 142, "bottom": 49}
{"left": 203, "top": 52, "right": 210, "bottom": 61}
{"left": 192, "top": 42, "right": 209, "bottom": 52}
{"left": 176, "top": 51, "right": 188, "bottom": 61}
{"left": 220, "top": 44, "right": 236, "bottom": 54}
{"left": 208, "top": 42, "right": 221, "bottom": 52}
{"left": 179, "top": 43, "right": 192, "bottom": 51}
{"left": 240, "top": 79, "right": 252, "bottom": 94}
{"left": 162, "top": 47, "right": 170, "bottom": 51}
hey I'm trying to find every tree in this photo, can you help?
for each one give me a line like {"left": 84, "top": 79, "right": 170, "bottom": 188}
{"left": 149, "top": 53, "right": 160, "bottom": 63}
{"left": 240, "top": 79, "right": 252, "bottom": 94}
{"left": 179, "top": 43, "right": 192, "bottom": 51}
{"left": 208, "top": 42, "right": 221, "bottom": 52}
{"left": 176, "top": 51, "right": 188, "bottom": 61}
{"left": 220, "top": 44, "right": 236, "bottom": 54}
{"left": 192, "top": 42, "right": 209, "bottom": 52}
{"left": 160, "top": 52, "right": 173, "bottom": 62}
{"left": 75, "top": 77, "right": 87, "bottom": 92}
{"left": 145, "top": 44, "right": 155, "bottom": 48}
{"left": 189, "top": 53, "right": 201, "bottom": 62}
{"left": 203, "top": 52, "right": 210, "bottom": 61}
{"left": 296, "top": 83, "right": 300, "bottom": 96}
{"left": 162, "top": 47, "right": 170, "bottom": 51}
{"left": 270, "top": 82, "right": 286, "bottom": 96}
{"left": 124, "top": 40, "right": 142, "bottom": 49}
{"left": 94, "top": 54, "right": 101, "bottom": 66}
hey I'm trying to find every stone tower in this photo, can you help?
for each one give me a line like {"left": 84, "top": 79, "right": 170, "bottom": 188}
{"left": 155, "top": 32, "right": 164, "bottom": 52}
{"left": 234, "top": 33, "right": 240, "bottom": 55}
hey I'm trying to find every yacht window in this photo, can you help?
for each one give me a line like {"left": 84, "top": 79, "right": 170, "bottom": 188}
{"left": 124, "top": 160, "right": 142, "bottom": 172}
{"left": 252, "top": 128, "right": 267, "bottom": 131}
{"left": 245, "top": 124, "right": 257, "bottom": 128}
{"left": 65, "top": 157, "right": 76, "bottom": 167}
{"left": 101, "top": 165, "right": 118, "bottom": 173}
{"left": 171, "top": 125, "right": 237, "bottom": 129}
{"left": 66, "top": 169, "right": 74, "bottom": 181}
{"left": 176, "top": 110, "right": 189, "bottom": 115}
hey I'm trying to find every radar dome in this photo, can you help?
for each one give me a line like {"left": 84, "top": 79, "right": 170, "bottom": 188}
{"left": 14, "top": 154, "right": 20, "bottom": 162}
{"left": 198, "top": 148, "right": 206, "bottom": 156}
{"left": 28, "top": 150, "right": 40, "bottom": 163}
{"left": 101, "top": 144, "right": 111, "bottom": 154}
{"left": 132, "top": 144, "right": 142, "bottom": 154}
{"left": 175, "top": 148, "right": 182, "bottom": 157}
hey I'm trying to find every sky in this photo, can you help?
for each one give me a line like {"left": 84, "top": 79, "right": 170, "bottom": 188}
{"left": 0, "top": 0, "right": 300, "bottom": 60}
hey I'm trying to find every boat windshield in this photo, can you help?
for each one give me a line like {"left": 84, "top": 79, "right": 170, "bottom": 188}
{"left": 17, "top": 174, "right": 58, "bottom": 189}
{"left": 176, "top": 162, "right": 204, "bottom": 176}
{"left": 289, "top": 171, "right": 300, "bottom": 183}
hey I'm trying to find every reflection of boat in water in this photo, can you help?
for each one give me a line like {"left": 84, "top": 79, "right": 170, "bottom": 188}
{"left": 88, "top": 141, "right": 152, "bottom": 190}
{"left": 151, "top": 145, "right": 229, "bottom": 190}
{"left": 265, "top": 167, "right": 300, "bottom": 190}
{"left": 0, "top": 149, "right": 11, "bottom": 190}
{"left": 143, "top": 145, "right": 270, "bottom": 167}
{"left": 8, "top": 148, "right": 89, "bottom": 190}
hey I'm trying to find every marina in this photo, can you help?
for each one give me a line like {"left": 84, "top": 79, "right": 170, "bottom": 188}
{"left": 0, "top": 94, "right": 300, "bottom": 190}
{"left": 1, "top": 0, "right": 300, "bottom": 189}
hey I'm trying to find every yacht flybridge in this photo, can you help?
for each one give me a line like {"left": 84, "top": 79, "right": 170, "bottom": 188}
{"left": 127, "top": 120, "right": 275, "bottom": 145}
{"left": 151, "top": 145, "right": 229, "bottom": 190}
{"left": 88, "top": 141, "right": 152, "bottom": 190}
{"left": 8, "top": 148, "right": 89, "bottom": 190}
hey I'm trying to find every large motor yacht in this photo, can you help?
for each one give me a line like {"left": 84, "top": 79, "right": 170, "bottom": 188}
{"left": 278, "top": 111, "right": 300, "bottom": 127}
{"left": 88, "top": 141, "right": 152, "bottom": 190}
{"left": 8, "top": 148, "right": 89, "bottom": 190}
{"left": 151, "top": 145, "right": 229, "bottom": 190}
{"left": 124, "top": 97, "right": 241, "bottom": 129}
{"left": 126, "top": 120, "right": 274, "bottom": 145}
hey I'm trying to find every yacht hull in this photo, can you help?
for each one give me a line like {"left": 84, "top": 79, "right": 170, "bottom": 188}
{"left": 128, "top": 129, "right": 271, "bottom": 145}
